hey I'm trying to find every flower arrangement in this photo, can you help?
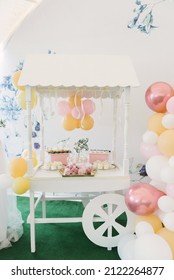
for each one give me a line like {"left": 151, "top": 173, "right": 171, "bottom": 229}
{"left": 73, "top": 138, "right": 89, "bottom": 154}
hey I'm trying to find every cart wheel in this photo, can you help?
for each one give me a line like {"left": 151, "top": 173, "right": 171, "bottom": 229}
{"left": 82, "top": 193, "right": 134, "bottom": 248}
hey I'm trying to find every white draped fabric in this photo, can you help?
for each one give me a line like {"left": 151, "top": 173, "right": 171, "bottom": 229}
{"left": 0, "top": 139, "right": 23, "bottom": 250}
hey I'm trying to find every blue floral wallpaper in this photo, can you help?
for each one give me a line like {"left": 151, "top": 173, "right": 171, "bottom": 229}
{"left": 0, "top": 62, "right": 40, "bottom": 159}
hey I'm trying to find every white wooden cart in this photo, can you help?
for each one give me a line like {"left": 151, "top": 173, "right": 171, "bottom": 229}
{"left": 19, "top": 54, "right": 139, "bottom": 253}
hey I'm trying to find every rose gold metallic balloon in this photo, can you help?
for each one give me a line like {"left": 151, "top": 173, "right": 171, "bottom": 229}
{"left": 145, "top": 82, "right": 174, "bottom": 113}
{"left": 125, "top": 183, "right": 165, "bottom": 215}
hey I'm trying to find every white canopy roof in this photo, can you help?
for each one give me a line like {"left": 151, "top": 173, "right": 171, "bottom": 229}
{"left": 19, "top": 54, "right": 140, "bottom": 89}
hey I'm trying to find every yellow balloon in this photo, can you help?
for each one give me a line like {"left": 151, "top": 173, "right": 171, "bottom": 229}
{"left": 18, "top": 89, "right": 37, "bottom": 110}
{"left": 32, "top": 157, "right": 38, "bottom": 167}
{"left": 76, "top": 119, "right": 81, "bottom": 129}
{"left": 69, "top": 95, "right": 82, "bottom": 108}
{"left": 12, "top": 177, "right": 30, "bottom": 195}
{"left": 157, "top": 227, "right": 174, "bottom": 259}
{"left": 12, "top": 70, "right": 25, "bottom": 91}
{"left": 147, "top": 113, "right": 166, "bottom": 135}
{"left": 21, "top": 149, "right": 37, "bottom": 159}
{"left": 10, "top": 158, "right": 27, "bottom": 178}
{"left": 80, "top": 115, "right": 94, "bottom": 130}
{"left": 158, "top": 129, "right": 174, "bottom": 157}
{"left": 136, "top": 214, "right": 163, "bottom": 233}
{"left": 62, "top": 114, "right": 77, "bottom": 131}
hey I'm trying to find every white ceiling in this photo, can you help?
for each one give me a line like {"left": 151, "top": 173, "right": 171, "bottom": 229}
{"left": 0, "top": 0, "right": 42, "bottom": 51}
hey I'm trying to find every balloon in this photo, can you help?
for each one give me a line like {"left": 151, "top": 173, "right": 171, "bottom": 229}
{"left": 125, "top": 183, "right": 165, "bottom": 215}
{"left": 150, "top": 180, "right": 166, "bottom": 192}
{"left": 146, "top": 155, "right": 168, "bottom": 182}
{"left": 155, "top": 209, "right": 166, "bottom": 223}
{"left": 157, "top": 227, "right": 174, "bottom": 258}
{"left": 147, "top": 113, "right": 166, "bottom": 135}
{"left": 9, "top": 157, "right": 27, "bottom": 178}
{"left": 0, "top": 174, "right": 13, "bottom": 190}
{"left": 57, "top": 101, "right": 71, "bottom": 116}
{"left": 145, "top": 82, "right": 174, "bottom": 113}
{"left": 12, "top": 177, "right": 30, "bottom": 195}
{"left": 18, "top": 89, "right": 37, "bottom": 110}
{"left": 136, "top": 214, "right": 163, "bottom": 233}
{"left": 134, "top": 233, "right": 172, "bottom": 260}
{"left": 162, "top": 114, "right": 174, "bottom": 129}
{"left": 135, "top": 221, "right": 154, "bottom": 237}
{"left": 166, "top": 96, "right": 174, "bottom": 114}
{"left": 163, "top": 213, "right": 174, "bottom": 231}
{"left": 76, "top": 119, "right": 81, "bottom": 129}
{"left": 69, "top": 95, "right": 81, "bottom": 108}
{"left": 12, "top": 70, "right": 25, "bottom": 91}
{"left": 161, "top": 166, "right": 174, "bottom": 184}
{"left": 62, "top": 114, "right": 77, "bottom": 131}
{"left": 158, "top": 130, "right": 174, "bottom": 157}
{"left": 140, "top": 142, "right": 161, "bottom": 160}
{"left": 80, "top": 115, "right": 94, "bottom": 130}
{"left": 165, "top": 184, "right": 174, "bottom": 198}
{"left": 71, "top": 106, "right": 84, "bottom": 119}
{"left": 142, "top": 130, "right": 158, "bottom": 144}
{"left": 83, "top": 99, "right": 96, "bottom": 114}
{"left": 117, "top": 234, "right": 136, "bottom": 260}
{"left": 158, "top": 195, "right": 174, "bottom": 213}
{"left": 32, "top": 157, "right": 38, "bottom": 167}
{"left": 169, "top": 156, "right": 174, "bottom": 167}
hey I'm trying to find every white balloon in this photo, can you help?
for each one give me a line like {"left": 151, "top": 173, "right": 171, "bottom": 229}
{"left": 134, "top": 233, "right": 173, "bottom": 260}
{"left": 163, "top": 212, "right": 174, "bottom": 231}
{"left": 135, "top": 222, "right": 154, "bottom": 237}
{"left": 0, "top": 174, "right": 13, "bottom": 190}
{"left": 161, "top": 166, "right": 174, "bottom": 184}
{"left": 142, "top": 130, "right": 158, "bottom": 145}
{"left": 169, "top": 156, "right": 174, "bottom": 168}
{"left": 162, "top": 114, "right": 174, "bottom": 129}
{"left": 158, "top": 195, "right": 174, "bottom": 213}
{"left": 117, "top": 233, "right": 136, "bottom": 260}
{"left": 154, "top": 209, "right": 166, "bottom": 222}
{"left": 150, "top": 180, "right": 166, "bottom": 192}
{"left": 146, "top": 155, "right": 168, "bottom": 182}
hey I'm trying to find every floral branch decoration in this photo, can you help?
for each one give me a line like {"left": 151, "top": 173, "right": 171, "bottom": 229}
{"left": 128, "top": 0, "right": 167, "bottom": 34}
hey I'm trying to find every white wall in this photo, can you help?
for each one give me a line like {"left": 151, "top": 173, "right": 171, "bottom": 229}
{"left": 1, "top": 0, "right": 174, "bottom": 165}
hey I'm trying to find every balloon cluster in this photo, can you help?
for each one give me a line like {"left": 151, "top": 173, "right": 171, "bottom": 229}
{"left": 12, "top": 70, "right": 37, "bottom": 110}
{"left": 4, "top": 150, "right": 38, "bottom": 195}
{"left": 9, "top": 157, "right": 30, "bottom": 195}
{"left": 119, "top": 82, "right": 174, "bottom": 260}
{"left": 57, "top": 94, "right": 96, "bottom": 131}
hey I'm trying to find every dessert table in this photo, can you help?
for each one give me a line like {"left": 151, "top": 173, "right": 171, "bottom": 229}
{"left": 18, "top": 54, "right": 139, "bottom": 253}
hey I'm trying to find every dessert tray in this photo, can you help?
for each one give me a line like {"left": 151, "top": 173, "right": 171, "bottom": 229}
{"left": 92, "top": 161, "right": 117, "bottom": 170}
{"left": 59, "top": 169, "right": 97, "bottom": 177}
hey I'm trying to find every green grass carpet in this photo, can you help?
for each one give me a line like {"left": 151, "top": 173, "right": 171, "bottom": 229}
{"left": 0, "top": 196, "right": 121, "bottom": 260}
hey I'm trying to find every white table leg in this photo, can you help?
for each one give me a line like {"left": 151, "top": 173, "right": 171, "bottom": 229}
{"left": 30, "top": 190, "right": 36, "bottom": 253}
{"left": 42, "top": 192, "right": 46, "bottom": 218}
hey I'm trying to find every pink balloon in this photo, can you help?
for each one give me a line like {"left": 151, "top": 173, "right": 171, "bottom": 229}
{"left": 83, "top": 99, "right": 96, "bottom": 115}
{"left": 165, "top": 184, "right": 174, "bottom": 198}
{"left": 145, "top": 82, "right": 174, "bottom": 113}
{"left": 71, "top": 106, "right": 84, "bottom": 119}
{"left": 125, "top": 183, "right": 165, "bottom": 215}
{"left": 166, "top": 96, "right": 174, "bottom": 114}
{"left": 140, "top": 142, "right": 161, "bottom": 160}
{"left": 57, "top": 101, "right": 71, "bottom": 116}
